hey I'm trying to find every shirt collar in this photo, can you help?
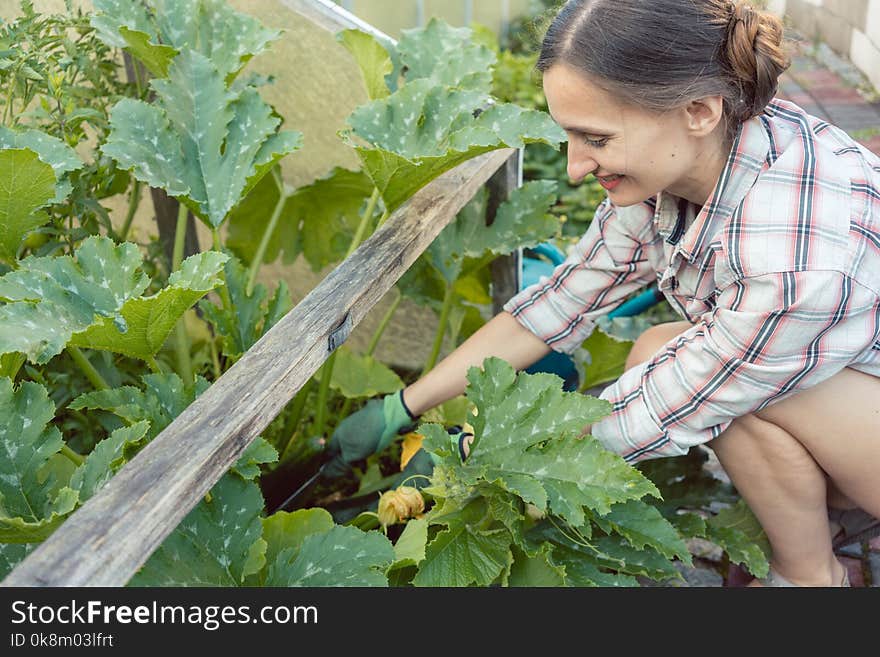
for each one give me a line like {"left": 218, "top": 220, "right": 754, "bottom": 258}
{"left": 653, "top": 113, "right": 772, "bottom": 262}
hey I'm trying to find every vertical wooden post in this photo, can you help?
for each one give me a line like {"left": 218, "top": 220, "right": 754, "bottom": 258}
{"left": 486, "top": 149, "right": 522, "bottom": 316}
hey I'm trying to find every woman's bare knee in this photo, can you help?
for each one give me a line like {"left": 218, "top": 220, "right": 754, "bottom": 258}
{"left": 625, "top": 320, "right": 692, "bottom": 370}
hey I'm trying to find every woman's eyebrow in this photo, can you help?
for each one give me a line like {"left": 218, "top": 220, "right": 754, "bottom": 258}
{"left": 561, "top": 124, "right": 614, "bottom": 137}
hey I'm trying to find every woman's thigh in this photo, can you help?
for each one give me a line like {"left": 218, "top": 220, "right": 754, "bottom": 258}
{"left": 754, "top": 367, "right": 880, "bottom": 516}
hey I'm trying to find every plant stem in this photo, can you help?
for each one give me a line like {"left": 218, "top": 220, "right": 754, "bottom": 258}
{"left": 119, "top": 180, "right": 142, "bottom": 242}
{"left": 67, "top": 346, "right": 109, "bottom": 391}
{"left": 311, "top": 188, "right": 382, "bottom": 435}
{"left": 422, "top": 283, "right": 455, "bottom": 375}
{"left": 280, "top": 383, "right": 312, "bottom": 461}
{"left": 60, "top": 444, "right": 85, "bottom": 467}
{"left": 209, "top": 336, "right": 221, "bottom": 379}
{"left": 366, "top": 288, "right": 402, "bottom": 357}
{"left": 346, "top": 188, "right": 380, "bottom": 258}
{"left": 374, "top": 208, "right": 391, "bottom": 229}
{"left": 247, "top": 169, "right": 285, "bottom": 296}
{"left": 312, "top": 351, "right": 337, "bottom": 438}
{"left": 212, "top": 228, "right": 234, "bottom": 314}
{"left": 146, "top": 355, "right": 162, "bottom": 374}
{"left": 172, "top": 203, "right": 193, "bottom": 385}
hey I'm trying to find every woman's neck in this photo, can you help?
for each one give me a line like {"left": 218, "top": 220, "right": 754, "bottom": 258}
{"left": 667, "top": 129, "right": 733, "bottom": 208}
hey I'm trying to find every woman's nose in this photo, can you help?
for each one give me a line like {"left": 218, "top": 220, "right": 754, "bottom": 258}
{"left": 566, "top": 145, "right": 597, "bottom": 183}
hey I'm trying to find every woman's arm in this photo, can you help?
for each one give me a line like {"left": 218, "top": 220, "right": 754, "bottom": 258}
{"left": 402, "top": 311, "right": 551, "bottom": 416}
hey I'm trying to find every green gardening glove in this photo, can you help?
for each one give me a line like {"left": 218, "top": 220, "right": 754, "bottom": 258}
{"left": 322, "top": 390, "right": 418, "bottom": 479}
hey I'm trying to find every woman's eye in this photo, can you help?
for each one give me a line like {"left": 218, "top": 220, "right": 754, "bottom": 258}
{"left": 584, "top": 136, "right": 609, "bottom": 148}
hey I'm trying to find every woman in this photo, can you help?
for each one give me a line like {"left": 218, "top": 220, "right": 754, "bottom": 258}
{"left": 331, "top": 0, "right": 880, "bottom": 586}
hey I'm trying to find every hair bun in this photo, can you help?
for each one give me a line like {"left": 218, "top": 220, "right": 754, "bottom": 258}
{"left": 725, "top": 1, "right": 790, "bottom": 121}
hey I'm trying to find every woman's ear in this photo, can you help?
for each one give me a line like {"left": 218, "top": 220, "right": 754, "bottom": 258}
{"left": 684, "top": 96, "right": 725, "bottom": 136}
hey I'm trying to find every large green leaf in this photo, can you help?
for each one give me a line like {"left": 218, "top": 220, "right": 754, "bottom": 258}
{"left": 0, "top": 236, "right": 150, "bottom": 364}
{"left": 91, "top": 0, "right": 157, "bottom": 48}
{"left": 0, "top": 379, "right": 78, "bottom": 543}
{"left": 347, "top": 79, "right": 565, "bottom": 212}
{"left": 506, "top": 544, "right": 566, "bottom": 586}
{"left": 525, "top": 522, "right": 676, "bottom": 583}
{"left": 69, "top": 421, "right": 150, "bottom": 503}
{"left": 69, "top": 373, "right": 209, "bottom": 439}
{"left": 0, "top": 150, "right": 55, "bottom": 264}
{"left": 337, "top": 29, "right": 392, "bottom": 100}
{"left": 92, "top": 0, "right": 279, "bottom": 80}
{"left": 198, "top": 254, "right": 291, "bottom": 360}
{"left": 264, "top": 525, "right": 394, "bottom": 587}
{"left": 576, "top": 325, "right": 635, "bottom": 391}
{"left": 118, "top": 26, "right": 178, "bottom": 78}
{"left": 261, "top": 509, "right": 335, "bottom": 573}
{"left": 0, "top": 127, "right": 82, "bottom": 203}
{"left": 392, "top": 517, "right": 428, "bottom": 569}
{"left": 421, "top": 358, "right": 657, "bottom": 525}
{"left": 152, "top": 0, "right": 280, "bottom": 80}
{"left": 102, "top": 50, "right": 302, "bottom": 228}
{"left": 0, "top": 542, "right": 35, "bottom": 580}
{"left": 70, "top": 251, "right": 228, "bottom": 360}
{"left": 397, "top": 18, "right": 496, "bottom": 91}
{"left": 428, "top": 180, "right": 558, "bottom": 284}
{"left": 592, "top": 499, "right": 691, "bottom": 563}
{"left": 706, "top": 500, "right": 771, "bottom": 577}
{"left": 413, "top": 498, "right": 511, "bottom": 587}
{"left": 313, "top": 346, "right": 403, "bottom": 399}
{"left": 129, "top": 474, "right": 265, "bottom": 586}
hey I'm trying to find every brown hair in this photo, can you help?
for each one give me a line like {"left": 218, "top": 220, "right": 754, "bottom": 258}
{"left": 537, "top": 0, "right": 791, "bottom": 140}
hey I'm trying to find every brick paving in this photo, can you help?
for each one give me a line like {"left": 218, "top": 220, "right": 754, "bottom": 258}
{"left": 777, "top": 39, "right": 880, "bottom": 156}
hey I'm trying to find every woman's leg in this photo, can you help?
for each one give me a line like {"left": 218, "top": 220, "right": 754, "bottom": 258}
{"left": 626, "top": 321, "right": 880, "bottom": 586}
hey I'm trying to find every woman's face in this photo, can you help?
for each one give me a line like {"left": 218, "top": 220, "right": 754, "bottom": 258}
{"left": 542, "top": 63, "right": 722, "bottom": 207}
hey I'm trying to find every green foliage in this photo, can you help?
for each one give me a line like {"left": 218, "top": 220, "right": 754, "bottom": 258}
{"left": 706, "top": 500, "right": 771, "bottom": 578}
{"left": 314, "top": 346, "right": 403, "bottom": 400}
{"left": 226, "top": 167, "right": 374, "bottom": 272}
{"left": 0, "top": 236, "right": 150, "bottom": 364}
{"left": 0, "top": 149, "right": 55, "bottom": 264}
{"left": 407, "top": 358, "right": 693, "bottom": 587}
{"left": 69, "top": 421, "right": 150, "bottom": 503}
{"left": 397, "top": 18, "right": 495, "bottom": 90}
{"left": 102, "top": 50, "right": 302, "bottom": 228}
{"left": 129, "top": 473, "right": 265, "bottom": 586}
{"left": 0, "top": 542, "right": 35, "bottom": 580}
{"left": 91, "top": 0, "right": 280, "bottom": 81}
{"left": 70, "top": 250, "right": 229, "bottom": 360}
{"left": 0, "top": 378, "right": 77, "bottom": 543}
{"left": 342, "top": 20, "right": 565, "bottom": 213}
{"left": 265, "top": 524, "right": 395, "bottom": 587}
{"left": 70, "top": 372, "right": 209, "bottom": 437}
{"left": 0, "top": 127, "right": 82, "bottom": 203}
{"left": 337, "top": 29, "right": 392, "bottom": 101}
{"left": 198, "top": 254, "right": 292, "bottom": 362}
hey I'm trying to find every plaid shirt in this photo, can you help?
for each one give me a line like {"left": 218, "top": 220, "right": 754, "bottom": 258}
{"left": 504, "top": 99, "right": 880, "bottom": 462}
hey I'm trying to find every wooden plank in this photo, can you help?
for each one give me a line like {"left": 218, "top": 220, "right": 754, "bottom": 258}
{"left": 487, "top": 149, "right": 523, "bottom": 316}
{"left": 2, "top": 148, "right": 515, "bottom": 587}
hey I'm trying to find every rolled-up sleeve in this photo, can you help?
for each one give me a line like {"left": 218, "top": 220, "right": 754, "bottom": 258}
{"left": 591, "top": 270, "right": 880, "bottom": 462}
{"left": 503, "top": 199, "right": 656, "bottom": 354}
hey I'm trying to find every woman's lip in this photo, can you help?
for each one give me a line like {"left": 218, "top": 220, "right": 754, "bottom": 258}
{"left": 598, "top": 175, "right": 623, "bottom": 191}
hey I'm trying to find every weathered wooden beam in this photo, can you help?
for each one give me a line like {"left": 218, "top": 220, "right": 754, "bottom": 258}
{"left": 3, "top": 148, "right": 515, "bottom": 587}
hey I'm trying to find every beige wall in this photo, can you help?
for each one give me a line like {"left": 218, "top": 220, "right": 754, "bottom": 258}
{"left": 770, "top": 0, "right": 880, "bottom": 91}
